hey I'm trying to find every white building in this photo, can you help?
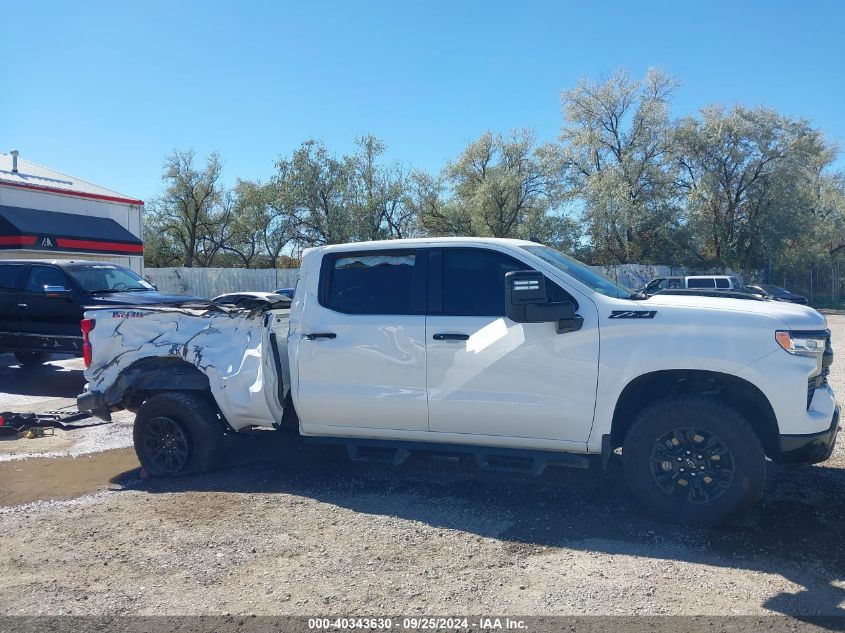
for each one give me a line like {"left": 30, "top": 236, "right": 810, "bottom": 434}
{"left": 0, "top": 150, "right": 144, "bottom": 274}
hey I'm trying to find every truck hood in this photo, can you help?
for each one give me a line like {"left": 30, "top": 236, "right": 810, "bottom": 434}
{"left": 83, "top": 290, "right": 203, "bottom": 306}
{"left": 638, "top": 294, "right": 828, "bottom": 331}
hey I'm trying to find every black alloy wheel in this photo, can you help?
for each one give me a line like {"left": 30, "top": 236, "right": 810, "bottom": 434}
{"left": 141, "top": 415, "right": 190, "bottom": 475}
{"left": 649, "top": 426, "right": 735, "bottom": 504}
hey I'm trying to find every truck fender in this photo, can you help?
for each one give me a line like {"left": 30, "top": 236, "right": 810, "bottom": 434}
{"left": 104, "top": 358, "right": 211, "bottom": 408}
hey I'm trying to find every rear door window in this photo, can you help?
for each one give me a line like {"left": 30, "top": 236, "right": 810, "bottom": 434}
{"left": 321, "top": 250, "right": 426, "bottom": 315}
{"left": 0, "top": 264, "right": 24, "bottom": 290}
{"left": 715, "top": 278, "right": 730, "bottom": 289}
{"left": 687, "top": 278, "right": 716, "bottom": 288}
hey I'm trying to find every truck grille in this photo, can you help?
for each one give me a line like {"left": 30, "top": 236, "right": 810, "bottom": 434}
{"left": 807, "top": 332, "right": 833, "bottom": 409}
{"left": 807, "top": 371, "right": 828, "bottom": 409}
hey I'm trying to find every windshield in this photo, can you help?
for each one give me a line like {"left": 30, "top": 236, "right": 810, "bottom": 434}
{"left": 761, "top": 284, "right": 789, "bottom": 294}
{"left": 520, "top": 245, "right": 633, "bottom": 298}
{"left": 67, "top": 264, "right": 155, "bottom": 293}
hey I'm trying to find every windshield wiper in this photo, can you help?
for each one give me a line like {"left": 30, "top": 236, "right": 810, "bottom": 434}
{"left": 628, "top": 291, "right": 649, "bottom": 300}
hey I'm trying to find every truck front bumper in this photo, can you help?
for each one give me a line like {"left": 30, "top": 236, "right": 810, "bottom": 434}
{"left": 779, "top": 405, "right": 840, "bottom": 464}
{"left": 76, "top": 390, "right": 112, "bottom": 422}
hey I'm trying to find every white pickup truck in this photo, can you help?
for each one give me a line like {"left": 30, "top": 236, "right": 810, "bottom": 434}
{"left": 77, "top": 237, "right": 839, "bottom": 525}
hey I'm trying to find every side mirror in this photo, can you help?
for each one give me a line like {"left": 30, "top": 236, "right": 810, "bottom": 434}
{"left": 504, "top": 271, "right": 583, "bottom": 334}
{"left": 43, "top": 285, "right": 71, "bottom": 299}
{"left": 505, "top": 270, "right": 547, "bottom": 315}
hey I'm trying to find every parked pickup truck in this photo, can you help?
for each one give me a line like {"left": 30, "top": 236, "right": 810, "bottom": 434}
{"left": 77, "top": 238, "right": 839, "bottom": 525}
{"left": 0, "top": 259, "right": 198, "bottom": 365}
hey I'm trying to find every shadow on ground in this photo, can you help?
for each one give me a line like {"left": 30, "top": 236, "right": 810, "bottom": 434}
{"left": 0, "top": 354, "right": 84, "bottom": 399}
{"left": 112, "top": 430, "right": 845, "bottom": 620}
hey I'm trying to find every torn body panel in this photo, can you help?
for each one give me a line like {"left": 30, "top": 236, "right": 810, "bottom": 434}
{"left": 83, "top": 306, "right": 289, "bottom": 430}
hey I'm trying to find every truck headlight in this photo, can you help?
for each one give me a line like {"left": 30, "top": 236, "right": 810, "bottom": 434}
{"left": 775, "top": 331, "right": 827, "bottom": 357}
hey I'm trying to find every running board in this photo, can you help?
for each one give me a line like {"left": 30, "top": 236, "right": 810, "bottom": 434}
{"left": 345, "top": 444, "right": 411, "bottom": 466}
{"left": 303, "top": 436, "right": 592, "bottom": 475}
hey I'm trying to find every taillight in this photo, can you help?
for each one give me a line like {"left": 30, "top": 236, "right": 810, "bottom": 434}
{"left": 81, "top": 318, "right": 95, "bottom": 368}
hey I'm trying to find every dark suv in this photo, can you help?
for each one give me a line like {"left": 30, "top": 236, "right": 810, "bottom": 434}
{"left": 0, "top": 260, "right": 198, "bottom": 366}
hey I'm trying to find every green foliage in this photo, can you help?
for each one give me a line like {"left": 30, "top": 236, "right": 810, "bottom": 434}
{"left": 560, "top": 68, "right": 682, "bottom": 264}
{"left": 674, "top": 105, "right": 830, "bottom": 270}
{"left": 435, "top": 130, "right": 568, "bottom": 244}
{"left": 145, "top": 150, "right": 227, "bottom": 268}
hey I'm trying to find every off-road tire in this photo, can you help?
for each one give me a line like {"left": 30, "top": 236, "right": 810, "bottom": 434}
{"left": 14, "top": 351, "right": 50, "bottom": 366}
{"left": 623, "top": 396, "right": 766, "bottom": 526}
{"left": 133, "top": 391, "right": 223, "bottom": 476}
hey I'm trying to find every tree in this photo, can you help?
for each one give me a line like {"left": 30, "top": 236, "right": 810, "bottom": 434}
{"left": 222, "top": 182, "right": 265, "bottom": 268}
{"left": 147, "top": 150, "right": 226, "bottom": 268}
{"left": 773, "top": 154, "right": 845, "bottom": 299}
{"left": 142, "top": 211, "right": 182, "bottom": 267}
{"left": 815, "top": 171, "right": 845, "bottom": 259}
{"left": 673, "top": 105, "right": 828, "bottom": 270}
{"left": 276, "top": 140, "right": 352, "bottom": 247}
{"left": 560, "top": 68, "right": 681, "bottom": 264}
{"left": 256, "top": 178, "right": 294, "bottom": 269}
{"left": 436, "top": 129, "right": 566, "bottom": 243}
{"left": 411, "top": 170, "right": 465, "bottom": 236}
{"left": 345, "top": 134, "right": 417, "bottom": 240}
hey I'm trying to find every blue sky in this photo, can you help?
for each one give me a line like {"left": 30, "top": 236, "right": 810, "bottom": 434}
{"left": 3, "top": 1, "right": 844, "bottom": 201}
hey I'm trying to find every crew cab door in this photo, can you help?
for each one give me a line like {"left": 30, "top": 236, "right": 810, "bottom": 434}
{"left": 293, "top": 248, "right": 430, "bottom": 433}
{"left": 16, "top": 264, "right": 83, "bottom": 353}
{"left": 425, "top": 247, "right": 599, "bottom": 443}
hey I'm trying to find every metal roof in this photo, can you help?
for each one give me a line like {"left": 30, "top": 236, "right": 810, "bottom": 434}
{"left": 0, "top": 152, "right": 143, "bottom": 205}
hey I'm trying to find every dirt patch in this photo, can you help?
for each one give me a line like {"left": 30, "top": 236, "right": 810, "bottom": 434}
{"left": 0, "top": 447, "right": 139, "bottom": 506}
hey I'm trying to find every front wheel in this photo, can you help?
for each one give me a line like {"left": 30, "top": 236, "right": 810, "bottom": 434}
{"left": 133, "top": 392, "right": 223, "bottom": 476}
{"left": 14, "top": 351, "right": 50, "bottom": 366}
{"left": 623, "top": 396, "right": 766, "bottom": 526}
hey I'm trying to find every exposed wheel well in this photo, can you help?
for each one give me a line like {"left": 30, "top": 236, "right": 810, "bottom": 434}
{"left": 105, "top": 356, "right": 212, "bottom": 412}
{"left": 609, "top": 370, "right": 780, "bottom": 460}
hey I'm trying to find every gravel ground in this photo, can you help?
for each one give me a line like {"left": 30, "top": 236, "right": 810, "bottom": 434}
{"left": 0, "top": 317, "right": 843, "bottom": 617}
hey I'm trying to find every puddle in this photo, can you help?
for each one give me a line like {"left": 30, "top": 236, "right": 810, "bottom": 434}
{"left": 0, "top": 447, "right": 140, "bottom": 507}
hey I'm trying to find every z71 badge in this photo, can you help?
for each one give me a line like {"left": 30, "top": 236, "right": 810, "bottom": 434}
{"left": 609, "top": 310, "right": 657, "bottom": 319}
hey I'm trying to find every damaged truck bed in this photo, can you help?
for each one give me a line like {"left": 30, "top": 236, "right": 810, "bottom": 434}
{"left": 78, "top": 298, "right": 290, "bottom": 431}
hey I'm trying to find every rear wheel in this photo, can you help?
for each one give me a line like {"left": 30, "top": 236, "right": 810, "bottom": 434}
{"left": 14, "top": 351, "right": 50, "bottom": 366}
{"left": 623, "top": 396, "right": 766, "bottom": 526}
{"left": 133, "top": 392, "right": 223, "bottom": 476}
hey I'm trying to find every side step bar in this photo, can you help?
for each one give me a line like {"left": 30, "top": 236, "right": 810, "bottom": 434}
{"left": 303, "top": 436, "right": 591, "bottom": 475}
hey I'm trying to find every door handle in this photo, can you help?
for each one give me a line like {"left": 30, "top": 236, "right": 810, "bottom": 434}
{"left": 304, "top": 332, "right": 337, "bottom": 341}
{"left": 433, "top": 333, "right": 469, "bottom": 341}
{"left": 17, "top": 303, "right": 27, "bottom": 308}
